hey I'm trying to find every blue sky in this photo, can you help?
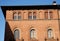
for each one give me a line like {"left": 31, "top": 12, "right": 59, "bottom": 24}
{"left": 0, "top": 0, "right": 60, "bottom": 41}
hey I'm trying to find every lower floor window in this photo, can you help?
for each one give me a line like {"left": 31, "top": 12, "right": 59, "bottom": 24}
{"left": 30, "top": 29, "right": 36, "bottom": 38}
{"left": 48, "top": 29, "right": 52, "bottom": 38}
{"left": 14, "top": 29, "right": 19, "bottom": 39}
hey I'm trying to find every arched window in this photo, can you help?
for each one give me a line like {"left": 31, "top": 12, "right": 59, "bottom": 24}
{"left": 28, "top": 12, "right": 32, "bottom": 19}
{"left": 45, "top": 11, "right": 53, "bottom": 19}
{"left": 49, "top": 11, "right": 53, "bottom": 19}
{"left": 33, "top": 12, "right": 36, "bottom": 19}
{"left": 13, "top": 12, "right": 18, "bottom": 20}
{"left": 18, "top": 12, "right": 21, "bottom": 20}
{"left": 14, "top": 29, "right": 19, "bottom": 39}
{"left": 30, "top": 29, "right": 36, "bottom": 38}
{"left": 48, "top": 29, "right": 52, "bottom": 38}
{"left": 45, "top": 11, "right": 48, "bottom": 19}
{"left": 28, "top": 12, "right": 36, "bottom": 20}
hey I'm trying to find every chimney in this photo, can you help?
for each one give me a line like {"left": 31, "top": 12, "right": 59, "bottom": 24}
{"left": 52, "top": 1, "right": 57, "bottom": 5}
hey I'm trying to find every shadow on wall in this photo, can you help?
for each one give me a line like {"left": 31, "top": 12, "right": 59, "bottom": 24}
{"left": 4, "top": 22, "right": 16, "bottom": 41}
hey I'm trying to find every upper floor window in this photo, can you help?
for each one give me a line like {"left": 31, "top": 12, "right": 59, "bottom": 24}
{"left": 28, "top": 12, "right": 32, "bottom": 19}
{"left": 33, "top": 12, "right": 36, "bottom": 19}
{"left": 18, "top": 12, "right": 21, "bottom": 20}
{"left": 30, "top": 29, "right": 36, "bottom": 39}
{"left": 45, "top": 11, "right": 48, "bottom": 19}
{"left": 45, "top": 11, "right": 53, "bottom": 19}
{"left": 13, "top": 12, "right": 21, "bottom": 20}
{"left": 48, "top": 29, "right": 53, "bottom": 38}
{"left": 13, "top": 12, "right": 18, "bottom": 20}
{"left": 49, "top": 11, "right": 53, "bottom": 19}
{"left": 28, "top": 12, "right": 36, "bottom": 20}
{"left": 14, "top": 29, "right": 19, "bottom": 39}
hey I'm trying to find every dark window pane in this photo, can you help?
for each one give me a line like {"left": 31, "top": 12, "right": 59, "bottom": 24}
{"left": 14, "top": 16, "right": 18, "bottom": 20}
{"left": 33, "top": 12, "right": 36, "bottom": 20}
{"left": 33, "top": 16, "right": 36, "bottom": 20}
{"left": 18, "top": 12, "right": 21, "bottom": 20}
{"left": 28, "top": 16, "right": 32, "bottom": 19}
{"left": 28, "top": 12, "right": 32, "bottom": 19}
{"left": 18, "top": 16, "right": 21, "bottom": 20}
{"left": 13, "top": 12, "right": 18, "bottom": 20}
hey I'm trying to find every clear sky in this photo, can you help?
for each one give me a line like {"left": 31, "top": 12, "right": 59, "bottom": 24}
{"left": 0, "top": 0, "right": 60, "bottom": 41}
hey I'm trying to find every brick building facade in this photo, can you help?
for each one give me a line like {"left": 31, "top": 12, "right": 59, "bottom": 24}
{"left": 1, "top": 1, "right": 60, "bottom": 41}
